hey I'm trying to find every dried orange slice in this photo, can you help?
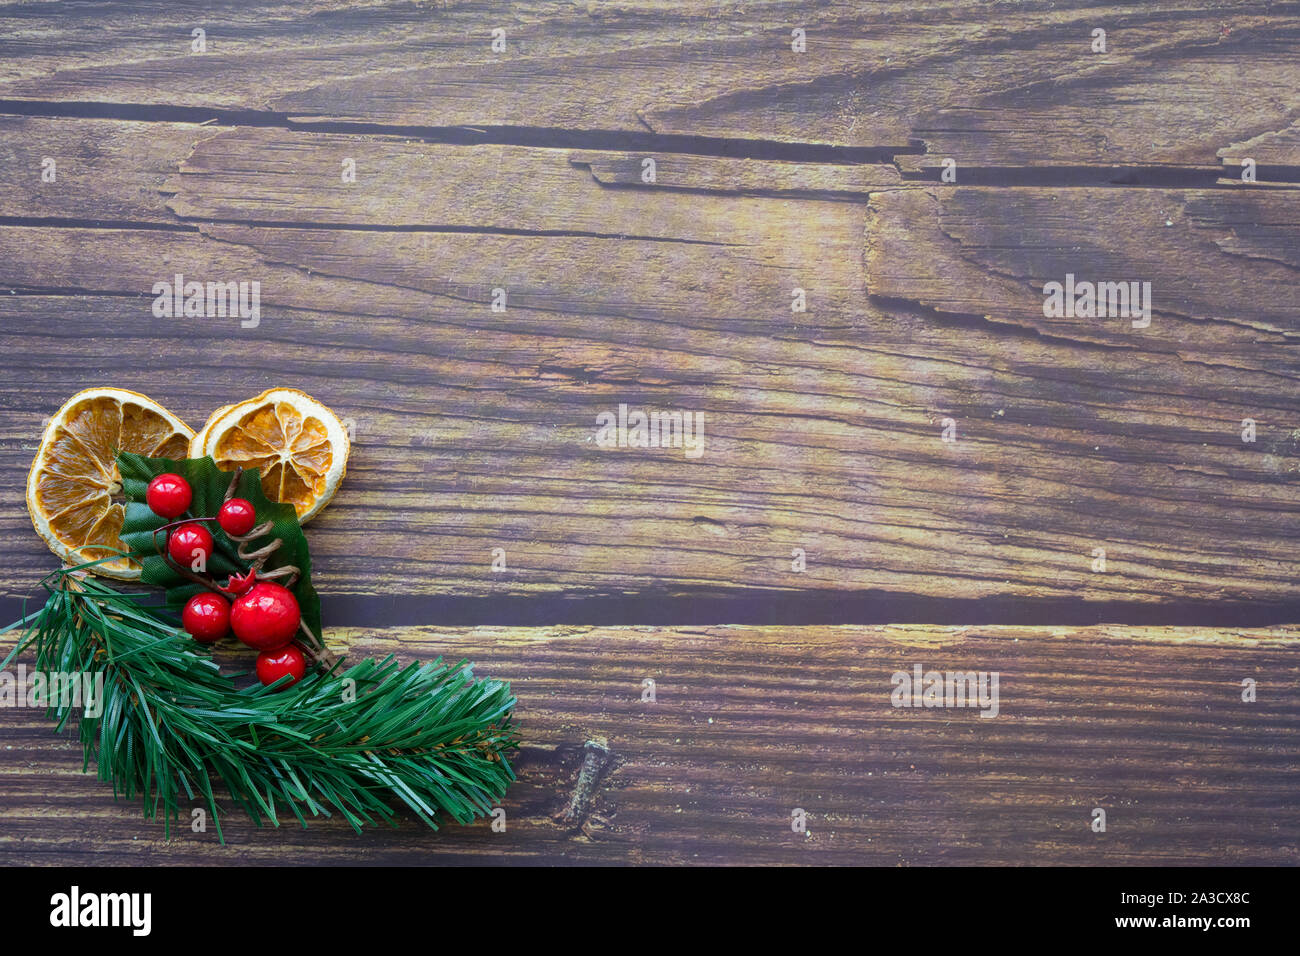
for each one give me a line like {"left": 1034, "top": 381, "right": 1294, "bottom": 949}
{"left": 27, "top": 388, "right": 194, "bottom": 579}
{"left": 190, "top": 387, "right": 349, "bottom": 523}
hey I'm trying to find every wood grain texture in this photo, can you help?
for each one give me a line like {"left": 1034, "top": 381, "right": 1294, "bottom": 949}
{"left": 867, "top": 186, "right": 1300, "bottom": 353}
{"left": 162, "top": 127, "right": 846, "bottom": 240}
{"left": 3, "top": 146, "right": 1299, "bottom": 605}
{"left": 1, "top": 1, "right": 1295, "bottom": 164}
{"left": 896, "top": 16, "right": 1300, "bottom": 173}
{"left": 1, "top": 0, "right": 1298, "bottom": 869}
{"left": 1220, "top": 120, "right": 1300, "bottom": 176}
{"left": 0, "top": 624, "right": 1295, "bottom": 865}
{"left": 0, "top": 117, "right": 207, "bottom": 224}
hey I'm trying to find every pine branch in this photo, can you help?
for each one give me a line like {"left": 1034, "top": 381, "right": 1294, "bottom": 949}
{"left": 1, "top": 568, "right": 519, "bottom": 842}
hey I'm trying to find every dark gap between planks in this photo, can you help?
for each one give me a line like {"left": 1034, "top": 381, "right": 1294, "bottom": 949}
{"left": 3, "top": 591, "right": 1299, "bottom": 628}
{"left": 0, "top": 99, "right": 908, "bottom": 164}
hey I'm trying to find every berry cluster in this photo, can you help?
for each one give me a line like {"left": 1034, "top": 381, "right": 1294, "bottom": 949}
{"left": 147, "top": 472, "right": 307, "bottom": 688}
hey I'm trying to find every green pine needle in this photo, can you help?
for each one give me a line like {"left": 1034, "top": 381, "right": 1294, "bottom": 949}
{"left": 1, "top": 567, "right": 519, "bottom": 843}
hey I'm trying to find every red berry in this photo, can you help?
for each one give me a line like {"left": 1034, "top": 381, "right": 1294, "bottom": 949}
{"left": 230, "top": 582, "right": 301, "bottom": 651}
{"left": 182, "top": 592, "right": 230, "bottom": 644}
{"left": 146, "top": 473, "right": 192, "bottom": 519}
{"left": 256, "top": 644, "right": 306, "bottom": 688}
{"left": 217, "top": 498, "right": 257, "bottom": 537}
{"left": 225, "top": 568, "right": 257, "bottom": 595}
{"left": 166, "top": 522, "right": 213, "bottom": 568}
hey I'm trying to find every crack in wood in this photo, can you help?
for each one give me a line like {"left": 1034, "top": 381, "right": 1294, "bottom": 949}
{"left": 0, "top": 99, "right": 908, "bottom": 165}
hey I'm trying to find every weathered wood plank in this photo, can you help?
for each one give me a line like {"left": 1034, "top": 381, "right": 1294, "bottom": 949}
{"left": 0, "top": 1, "right": 1294, "bottom": 165}
{"left": 0, "top": 117, "right": 899, "bottom": 229}
{"left": 2, "top": 184, "right": 1299, "bottom": 606}
{"left": 0, "top": 117, "right": 214, "bottom": 224}
{"left": 866, "top": 186, "right": 1299, "bottom": 364}
{"left": 165, "top": 125, "right": 902, "bottom": 212}
{"left": 162, "top": 128, "right": 859, "bottom": 240}
{"left": 0, "top": 623, "right": 1295, "bottom": 865}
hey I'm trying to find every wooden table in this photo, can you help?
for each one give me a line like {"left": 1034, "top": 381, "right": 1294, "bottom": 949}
{"left": 0, "top": 0, "right": 1297, "bottom": 865}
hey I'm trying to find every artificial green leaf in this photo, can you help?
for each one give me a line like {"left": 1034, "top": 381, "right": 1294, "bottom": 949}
{"left": 116, "top": 451, "right": 322, "bottom": 641}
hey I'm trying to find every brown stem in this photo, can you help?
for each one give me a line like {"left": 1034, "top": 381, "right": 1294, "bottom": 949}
{"left": 223, "top": 466, "right": 243, "bottom": 503}
{"left": 226, "top": 519, "right": 300, "bottom": 587}
{"left": 296, "top": 620, "right": 341, "bottom": 670}
{"left": 232, "top": 522, "right": 279, "bottom": 564}
{"left": 257, "top": 565, "right": 300, "bottom": 588}
{"left": 150, "top": 521, "right": 228, "bottom": 595}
